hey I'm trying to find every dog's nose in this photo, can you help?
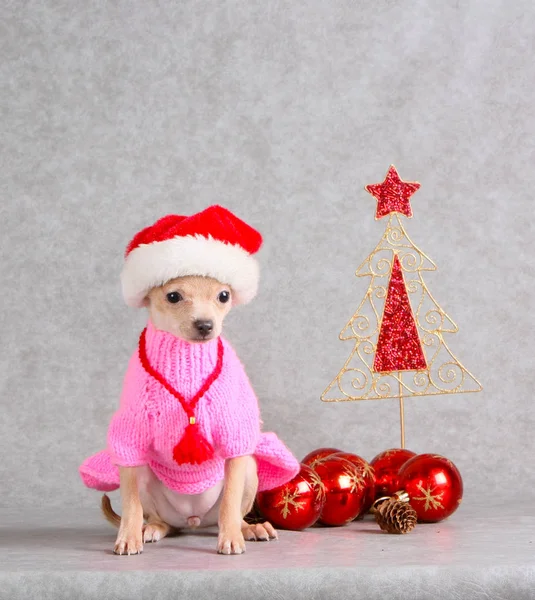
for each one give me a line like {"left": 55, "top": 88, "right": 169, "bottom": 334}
{"left": 194, "top": 319, "right": 214, "bottom": 335}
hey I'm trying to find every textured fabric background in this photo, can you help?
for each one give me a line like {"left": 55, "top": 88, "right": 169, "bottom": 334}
{"left": 1, "top": 0, "right": 533, "bottom": 510}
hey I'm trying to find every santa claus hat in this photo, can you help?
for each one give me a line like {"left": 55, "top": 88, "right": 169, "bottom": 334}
{"left": 121, "top": 205, "right": 263, "bottom": 308}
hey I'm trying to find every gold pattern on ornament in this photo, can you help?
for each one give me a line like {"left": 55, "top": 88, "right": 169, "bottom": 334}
{"left": 276, "top": 487, "right": 306, "bottom": 519}
{"left": 413, "top": 482, "right": 445, "bottom": 511}
{"left": 359, "top": 462, "right": 375, "bottom": 481}
{"left": 308, "top": 457, "right": 327, "bottom": 469}
{"left": 321, "top": 213, "right": 482, "bottom": 403}
{"left": 308, "top": 469, "right": 327, "bottom": 500}
{"left": 341, "top": 465, "right": 366, "bottom": 493}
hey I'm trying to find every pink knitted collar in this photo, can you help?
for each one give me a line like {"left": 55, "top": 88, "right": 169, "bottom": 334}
{"left": 144, "top": 320, "right": 221, "bottom": 367}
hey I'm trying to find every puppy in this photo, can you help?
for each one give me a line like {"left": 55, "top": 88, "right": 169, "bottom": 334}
{"left": 79, "top": 205, "right": 300, "bottom": 556}
{"left": 102, "top": 275, "right": 276, "bottom": 555}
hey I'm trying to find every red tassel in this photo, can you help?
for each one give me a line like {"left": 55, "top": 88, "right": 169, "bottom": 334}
{"left": 172, "top": 422, "right": 215, "bottom": 465}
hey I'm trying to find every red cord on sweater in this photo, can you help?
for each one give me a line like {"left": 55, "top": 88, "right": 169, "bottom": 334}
{"left": 138, "top": 328, "right": 224, "bottom": 465}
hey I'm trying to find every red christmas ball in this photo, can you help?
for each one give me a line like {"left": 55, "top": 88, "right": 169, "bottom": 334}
{"left": 301, "top": 447, "right": 341, "bottom": 469}
{"left": 370, "top": 448, "right": 416, "bottom": 498}
{"left": 331, "top": 452, "right": 376, "bottom": 516}
{"left": 313, "top": 457, "right": 366, "bottom": 526}
{"left": 256, "top": 464, "right": 326, "bottom": 530}
{"left": 398, "top": 454, "right": 463, "bottom": 523}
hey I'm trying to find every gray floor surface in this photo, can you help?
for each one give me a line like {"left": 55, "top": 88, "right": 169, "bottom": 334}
{"left": 1, "top": 501, "right": 533, "bottom": 599}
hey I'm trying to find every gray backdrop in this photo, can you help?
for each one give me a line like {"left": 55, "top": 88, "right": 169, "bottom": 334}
{"left": 2, "top": 0, "right": 533, "bottom": 511}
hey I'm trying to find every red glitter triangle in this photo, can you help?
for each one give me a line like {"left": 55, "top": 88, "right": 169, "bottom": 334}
{"left": 373, "top": 255, "right": 427, "bottom": 373}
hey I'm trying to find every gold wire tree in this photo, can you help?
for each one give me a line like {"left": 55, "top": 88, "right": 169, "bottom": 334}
{"left": 321, "top": 166, "right": 482, "bottom": 447}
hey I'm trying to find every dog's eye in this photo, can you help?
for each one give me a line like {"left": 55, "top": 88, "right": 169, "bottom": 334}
{"left": 218, "top": 291, "right": 230, "bottom": 304}
{"left": 166, "top": 292, "right": 183, "bottom": 304}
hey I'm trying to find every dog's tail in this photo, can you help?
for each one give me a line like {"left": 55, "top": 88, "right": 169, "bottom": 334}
{"left": 101, "top": 494, "right": 121, "bottom": 528}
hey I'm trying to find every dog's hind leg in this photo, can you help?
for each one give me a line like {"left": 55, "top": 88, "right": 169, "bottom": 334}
{"left": 142, "top": 519, "right": 173, "bottom": 543}
{"left": 137, "top": 466, "right": 176, "bottom": 543}
{"left": 240, "top": 457, "right": 278, "bottom": 542}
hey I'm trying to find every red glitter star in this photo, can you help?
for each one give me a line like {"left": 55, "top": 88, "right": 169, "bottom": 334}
{"left": 365, "top": 165, "right": 420, "bottom": 219}
{"left": 373, "top": 254, "right": 427, "bottom": 373}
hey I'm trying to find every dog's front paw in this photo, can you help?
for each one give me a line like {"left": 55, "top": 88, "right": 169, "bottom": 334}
{"left": 217, "top": 528, "right": 246, "bottom": 555}
{"left": 114, "top": 526, "right": 143, "bottom": 556}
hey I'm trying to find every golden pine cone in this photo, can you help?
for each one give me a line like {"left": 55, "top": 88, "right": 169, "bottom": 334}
{"left": 375, "top": 499, "right": 417, "bottom": 534}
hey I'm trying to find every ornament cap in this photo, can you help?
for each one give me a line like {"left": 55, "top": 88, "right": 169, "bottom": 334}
{"left": 371, "top": 489, "right": 410, "bottom": 514}
{"left": 392, "top": 490, "right": 410, "bottom": 503}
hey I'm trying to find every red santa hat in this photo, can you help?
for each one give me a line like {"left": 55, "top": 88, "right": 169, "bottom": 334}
{"left": 121, "top": 205, "right": 263, "bottom": 307}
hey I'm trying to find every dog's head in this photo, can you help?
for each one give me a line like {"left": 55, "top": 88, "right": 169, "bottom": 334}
{"left": 145, "top": 275, "right": 233, "bottom": 343}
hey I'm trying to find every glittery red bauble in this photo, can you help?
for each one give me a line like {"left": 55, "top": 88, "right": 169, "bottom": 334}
{"left": 256, "top": 464, "right": 326, "bottom": 530}
{"left": 301, "top": 447, "right": 341, "bottom": 469}
{"left": 330, "top": 452, "right": 376, "bottom": 516}
{"left": 398, "top": 454, "right": 463, "bottom": 523}
{"left": 373, "top": 255, "right": 427, "bottom": 373}
{"left": 370, "top": 448, "right": 417, "bottom": 498}
{"left": 313, "top": 457, "right": 366, "bottom": 526}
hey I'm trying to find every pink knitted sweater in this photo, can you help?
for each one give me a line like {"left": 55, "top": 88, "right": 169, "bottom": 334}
{"left": 80, "top": 321, "right": 299, "bottom": 494}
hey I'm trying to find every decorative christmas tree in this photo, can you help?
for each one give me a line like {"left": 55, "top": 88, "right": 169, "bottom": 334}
{"left": 321, "top": 165, "right": 482, "bottom": 447}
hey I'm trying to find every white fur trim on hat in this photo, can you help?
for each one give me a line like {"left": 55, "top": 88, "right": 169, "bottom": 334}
{"left": 120, "top": 235, "right": 259, "bottom": 308}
